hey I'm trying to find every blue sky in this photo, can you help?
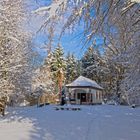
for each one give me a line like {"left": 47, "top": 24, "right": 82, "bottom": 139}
{"left": 28, "top": 0, "right": 105, "bottom": 60}
{"left": 32, "top": 28, "right": 105, "bottom": 60}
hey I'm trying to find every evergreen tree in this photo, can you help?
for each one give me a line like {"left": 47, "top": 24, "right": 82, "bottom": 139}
{"left": 66, "top": 53, "right": 77, "bottom": 84}
{"left": 49, "top": 44, "right": 66, "bottom": 97}
{"left": 75, "top": 60, "right": 82, "bottom": 78}
{"left": 81, "top": 45, "right": 102, "bottom": 83}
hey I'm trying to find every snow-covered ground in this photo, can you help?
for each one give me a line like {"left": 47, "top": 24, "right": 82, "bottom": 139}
{"left": 0, "top": 105, "right": 140, "bottom": 140}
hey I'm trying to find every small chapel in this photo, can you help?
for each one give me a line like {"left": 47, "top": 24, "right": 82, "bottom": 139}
{"left": 65, "top": 76, "right": 104, "bottom": 105}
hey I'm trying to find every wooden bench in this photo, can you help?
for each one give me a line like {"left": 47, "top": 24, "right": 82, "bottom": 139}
{"left": 54, "top": 107, "right": 81, "bottom": 111}
{"left": 37, "top": 102, "right": 50, "bottom": 107}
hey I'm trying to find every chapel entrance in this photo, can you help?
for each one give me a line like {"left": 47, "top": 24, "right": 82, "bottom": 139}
{"left": 77, "top": 93, "right": 87, "bottom": 104}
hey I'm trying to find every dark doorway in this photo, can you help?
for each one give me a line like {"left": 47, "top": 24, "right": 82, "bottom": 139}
{"left": 81, "top": 93, "right": 86, "bottom": 103}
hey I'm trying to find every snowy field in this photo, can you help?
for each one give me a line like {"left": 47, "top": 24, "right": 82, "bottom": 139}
{"left": 0, "top": 105, "right": 140, "bottom": 140}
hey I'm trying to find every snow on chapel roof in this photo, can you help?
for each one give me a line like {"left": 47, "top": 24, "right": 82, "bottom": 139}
{"left": 66, "top": 76, "right": 103, "bottom": 90}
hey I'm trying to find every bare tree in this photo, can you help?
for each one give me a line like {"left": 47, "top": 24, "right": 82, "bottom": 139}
{"left": 34, "top": 0, "right": 140, "bottom": 104}
{"left": 0, "top": 0, "right": 33, "bottom": 105}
